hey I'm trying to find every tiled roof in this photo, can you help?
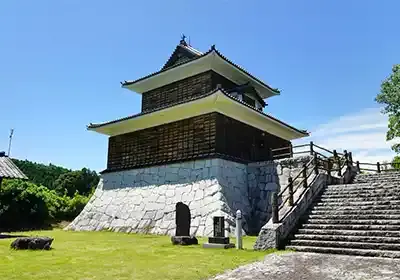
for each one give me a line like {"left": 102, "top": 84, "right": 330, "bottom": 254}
{"left": 88, "top": 87, "right": 308, "bottom": 136}
{"left": 0, "top": 155, "right": 28, "bottom": 180}
{"left": 121, "top": 45, "right": 280, "bottom": 95}
{"left": 161, "top": 42, "right": 203, "bottom": 70}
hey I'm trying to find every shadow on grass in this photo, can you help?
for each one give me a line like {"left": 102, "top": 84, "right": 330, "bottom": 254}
{"left": 0, "top": 223, "right": 54, "bottom": 235}
{"left": 0, "top": 234, "right": 28, "bottom": 239}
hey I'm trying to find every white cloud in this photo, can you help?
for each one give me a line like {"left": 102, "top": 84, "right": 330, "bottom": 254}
{"left": 293, "top": 107, "right": 399, "bottom": 164}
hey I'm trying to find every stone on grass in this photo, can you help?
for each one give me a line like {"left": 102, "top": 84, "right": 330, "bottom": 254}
{"left": 10, "top": 237, "right": 54, "bottom": 250}
{"left": 171, "top": 236, "right": 198, "bottom": 245}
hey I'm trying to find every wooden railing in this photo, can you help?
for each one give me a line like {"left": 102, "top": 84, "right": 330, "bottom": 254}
{"left": 269, "top": 141, "right": 400, "bottom": 223}
{"left": 271, "top": 141, "right": 399, "bottom": 174}
{"left": 355, "top": 161, "right": 400, "bottom": 173}
{"left": 271, "top": 155, "right": 316, "bottom": 223}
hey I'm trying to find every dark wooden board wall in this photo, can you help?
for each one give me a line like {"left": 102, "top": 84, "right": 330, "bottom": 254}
{"left": 141, "top": 70, "right": 258, "bottom": 112}
{"left": 106, "top": 113, "right": 290, "bottom": 172}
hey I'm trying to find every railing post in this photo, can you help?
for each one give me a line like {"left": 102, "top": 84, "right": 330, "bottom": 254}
{"left": 302, "top": 163, "right": 308, "bottom": 188}
{"left": 269, "top": 148, "right": 273, "bottom": 160}
{"left": 271, "top": 192, "right": 279, "bottom": 223}
{"left": 327, "top": 158, "right": 332, "bottom": 177}
{"left": 333, "top": 150, "right": 340, "bottom": 176}
{"left": 310, "top": 141, "right": 314, "bottom": 155}
{"left": 356, "top": 161, "right": 360, "bottom": 172}
{"left": 289, "top": 144, "right": 294, "bottom": 158}
{"left": 377, "top": 162, "right": 381, "bottom": 173}
{"left": 344, "top": 150, "right": 349, "bottom": 167}
{"left": 313, "top": 153, "right": 319, "bottom": 175}
{"left": 348, "top": 152, "right": 353, "bottom": 164}
{"left": 336, "top": 152, "right": 342, "bottom": 177}
{"left": 288, "top": 177, "right": 294, "bottom": 206}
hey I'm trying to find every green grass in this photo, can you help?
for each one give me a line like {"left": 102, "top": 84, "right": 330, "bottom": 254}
{"left": 0, "top": 229, "right": 279, "bottom": 280}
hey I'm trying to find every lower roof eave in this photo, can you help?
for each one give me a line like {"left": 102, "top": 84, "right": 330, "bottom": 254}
{"left": 87, "top": 90, "right": 308, "bottom": 140}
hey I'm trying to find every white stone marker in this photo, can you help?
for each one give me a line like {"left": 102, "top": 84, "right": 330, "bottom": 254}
{"left": 236, "top": 209, "right": 243, "bottom": 250}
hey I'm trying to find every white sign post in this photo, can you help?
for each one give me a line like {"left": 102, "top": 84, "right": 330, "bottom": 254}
{"left": 236, "top": 209, "right": 243, "bottom": 250}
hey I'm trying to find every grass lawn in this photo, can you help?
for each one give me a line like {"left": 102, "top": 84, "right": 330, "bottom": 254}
{"left": 0, "top": 229, "right": 280, "bottom": 280}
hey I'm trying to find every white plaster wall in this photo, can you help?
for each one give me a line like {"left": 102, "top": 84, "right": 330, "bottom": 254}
{"left": 65, "top": 158, "right": 249, "bottom": 237}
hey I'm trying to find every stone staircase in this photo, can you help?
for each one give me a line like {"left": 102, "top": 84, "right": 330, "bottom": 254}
{"left": 286, "top": 171, "right": 400, "bottom": 258}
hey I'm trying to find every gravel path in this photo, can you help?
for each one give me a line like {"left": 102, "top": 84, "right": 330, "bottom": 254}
{"left": 209, "top": 252, "right": 400, "bottom": 280}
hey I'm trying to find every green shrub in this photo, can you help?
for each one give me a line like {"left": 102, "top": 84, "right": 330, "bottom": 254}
{"left": 61, "top": 192, "right": 90, "bottom": 221}
{"left": 0, "top": 180, "right": 51, "bottom": 231}
{"left": 0, "top": 180, "right": 92, "bottom": 231}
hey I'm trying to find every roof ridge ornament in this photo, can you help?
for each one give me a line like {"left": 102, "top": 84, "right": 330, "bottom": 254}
{"left": 180, "top": 34, "right": 187, "bottom": 46}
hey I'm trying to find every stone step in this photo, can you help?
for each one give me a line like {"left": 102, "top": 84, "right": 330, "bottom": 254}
{"left": 355, "top": 172, "right": 400, "bottom": 178}
{"left": 324, "top": 188, "right": 400, "bottom": 193}
{"left": 317, "top": 196, "right": 400, "bottom": 203}
{"left": 313, "top": 204, "right": 400, "bottom": 211}
{"left": 306, "top": 219, "right": 400, "bottom": 225}
{"left": 357, "top": 171, "right": 400, "bottom": 175}
{"left": 320, "top": 190, "right": 400, "bottom": 198}
{"left": 297, "top": 228, "right": 400, "bottom": 237}
{"left": 325, "top": 184, "right": 399, "bottom": 191}
{"left": 294, "top": 234, "right": 400, "bottom": 244}
{"left": 290, "top": 239, "right": 400, "bottom": 251}
{"left": 353, "top": 177, "right": 400, "bottom": 181}
{"left": 353, "top": 178, "right": 400, "bottom": 182}
{"left": 355, "top": 176, "right": 400, "bottom": 180}
{"left": 302, "top": 223, "right": 400, "bottom": 231}
{"left": 314, "top": 200, "right": 400, "bottom": 207}
{"left": 308, "top": 214, "right": 400, "bottom": 220}
{"left": 285, "top": 245, "right": 400, "bottom": 258}
{"left": 354, "top": 178, "right": 400, "bottom": 181}
{"left": 310, "top": 209, "right": 400, "bottom": 216}
{"left": 354, "top": 173, "right": 400, "bottom": 181}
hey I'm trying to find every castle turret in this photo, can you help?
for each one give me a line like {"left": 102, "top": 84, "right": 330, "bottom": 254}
{"left": 67, "top": 38, "right": 309, "bottom": 237}
{"left": 88, "top": 38, "right": 308, "bottom": 172}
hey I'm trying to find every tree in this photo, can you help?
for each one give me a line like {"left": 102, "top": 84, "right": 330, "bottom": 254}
{"left": 375, "top": 64, "right": 400, "bottom": 154}
{"left": 393, "top": 156, "right": 400, "bottom": 170}
{"left": 12, "top": 159, "right": 71, "bottom": 190}
{"left": 53, "top": 168, "right": 99, "bottom": 197}
{"left": 12, "top": 159, "right": 99, "bottom": 197}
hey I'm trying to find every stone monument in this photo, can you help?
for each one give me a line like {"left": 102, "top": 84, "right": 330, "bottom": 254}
{"left": 171, "top": 202, "right": 198, "bottom": 245}
{"left": 203, "top": 216, "right": 235, "bottom": 249}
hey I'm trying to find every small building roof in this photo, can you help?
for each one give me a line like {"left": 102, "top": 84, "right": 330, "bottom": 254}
{"left": 0, "top": 153, "right": 28, "bottom": 180}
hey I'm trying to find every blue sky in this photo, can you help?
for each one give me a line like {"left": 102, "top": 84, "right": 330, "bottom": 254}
{"left": 1, "top": 0, "right": 399, "bottom": 172}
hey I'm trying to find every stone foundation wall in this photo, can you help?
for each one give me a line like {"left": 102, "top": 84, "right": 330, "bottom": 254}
{"left": 66, "top": 158, "right": 249, "bottom": 237}
{"left": 246, "top": 156, "right": 312, "bottom": 234}
{"left": 66, "top": 156, "right": 312, "bottom": 237}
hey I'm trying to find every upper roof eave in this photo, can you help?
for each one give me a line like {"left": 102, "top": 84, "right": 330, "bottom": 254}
{"left": 121, "top": 46, "right": 280, "bottom": 97}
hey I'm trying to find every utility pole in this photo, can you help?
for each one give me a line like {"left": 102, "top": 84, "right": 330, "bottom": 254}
{"left": 8, "top": 128, "right": 14, "bottom": 157}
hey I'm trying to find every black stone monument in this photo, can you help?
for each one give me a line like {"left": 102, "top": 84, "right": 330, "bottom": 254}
{"left": 203, "top": 216, "right": 234, "bottom": 249}
{"left": 171, "top": 202, "right": 198, "bottom": 245}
